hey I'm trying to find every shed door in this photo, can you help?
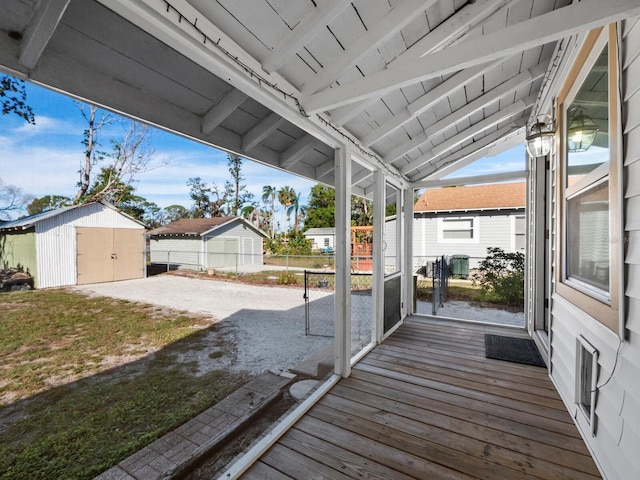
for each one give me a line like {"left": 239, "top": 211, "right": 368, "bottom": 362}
{"left": 206, "top": 238, "right": 238, "bottom": 268}
{"left": 77, "top": 228, "right": 144, "bottom": 285}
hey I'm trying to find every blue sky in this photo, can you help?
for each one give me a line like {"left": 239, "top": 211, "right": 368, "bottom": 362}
{"left": 0, "top": 79, "right": 525, "bottom": 220}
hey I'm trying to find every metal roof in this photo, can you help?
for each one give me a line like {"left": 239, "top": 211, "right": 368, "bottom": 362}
{"left": 1, "top": 0, "right": 638, "bottom": 196}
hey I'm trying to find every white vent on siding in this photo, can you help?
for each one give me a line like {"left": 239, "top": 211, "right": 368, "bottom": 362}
{"left": 575, "top": 335, "right": 599, "bottom": 436}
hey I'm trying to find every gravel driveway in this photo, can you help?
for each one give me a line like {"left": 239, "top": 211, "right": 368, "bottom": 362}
{"left": 73, "top": 275, "right": 333, "bottom": 376}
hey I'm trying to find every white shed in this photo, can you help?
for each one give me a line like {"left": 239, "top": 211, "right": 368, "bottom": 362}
{"left": 304, "top": 227, "right": 336, "bottom": 252}
{"left": 148, "top": 217, "right": 267, "bottom": 270}
{"left": 0, "top": 202, "right": 146, "bottom": 288}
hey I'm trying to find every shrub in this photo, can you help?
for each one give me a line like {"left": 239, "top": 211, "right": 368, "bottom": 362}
{"left": 472, "top": 247, "right": 525, "bottom": 307}
{"left": 277, "top": 272, "right": 297, "bottom": 285}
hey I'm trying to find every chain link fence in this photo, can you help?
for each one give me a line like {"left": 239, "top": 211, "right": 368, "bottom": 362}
{"left": 303, "top": 271, "right": 372, "bottom": 355}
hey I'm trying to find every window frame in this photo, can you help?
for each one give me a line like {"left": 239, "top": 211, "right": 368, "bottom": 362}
{"left": 555, "top": 24, "right": 621, "bottom": 331}
{"left": 437, "top": 216, "right": 479, "bottom": 244}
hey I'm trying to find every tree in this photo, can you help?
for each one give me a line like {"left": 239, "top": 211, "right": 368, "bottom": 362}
{"left": 1, "top": 76, "right": 34, "bottom": 124}
{"left": 277, "top": 186, "right": 296, "bottom": 231}
{"left": 164, "top": 204, "right": 189, "bottom": 223}
{"left": 352, "top": 197, "right": 373, "bottom": 226}
{"left": 0, "top": 179, "right": 33, "bottom": 220}
{"left": 225, "top": 153, "right": 253, "bottom": 216}
{"left": 304, "top": 184, "right": 335, "bottom": 229}
{"left": 286, "top": 192, "right": 305, "bottom": 234}
{"left": 74, "top": 104, "right": 109, "bottom": 203}
{"left": 27, "top": 195, "right": 71, "bottom": 215}
{"left": 187, "top": 177, "right": 231, "bottom": 218}
{"left": 261, "top": 185, "right": 277, "bottom": 238}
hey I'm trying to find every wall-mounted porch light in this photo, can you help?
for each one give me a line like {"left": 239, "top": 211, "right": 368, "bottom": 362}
{"left": 567, "top": 107, "right": 599, "bottom": 152}
{"left": 525, "top": 115, "right": 555, "bottom": 157}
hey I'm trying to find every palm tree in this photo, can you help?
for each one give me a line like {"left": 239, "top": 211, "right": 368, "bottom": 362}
{"left": 277, "top": 186, "right": 296, "bottom": 231}
{"left": 287, "top": 192, "right": 305, "bottom": 234}
{"left": 262, "top": 185, "right": 277, "bottom": 238}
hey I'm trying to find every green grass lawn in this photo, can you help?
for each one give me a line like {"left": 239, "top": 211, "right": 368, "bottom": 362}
{"left": 0, "top": 289, "right": 248, "bottom": 480}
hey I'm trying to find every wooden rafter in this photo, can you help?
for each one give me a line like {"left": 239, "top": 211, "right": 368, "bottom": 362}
{"left": 201, "top": 89, "right": 248, "bottom": 135}
{"left": 19, "top": 0, "right": 70, "bottom": 69}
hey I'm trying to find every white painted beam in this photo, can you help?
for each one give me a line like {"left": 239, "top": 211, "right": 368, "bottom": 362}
{"left": 403, "top": 187, "right": 414, "bottom": 316}
{"left": 241, "top": 112, "right": 283, "bottom": 151}
{"left": 301, "top": 0, "right": 439, "bottom": 94}
{"left": 400, "top": 97, "right": 533, "bottom": 175}
{"left": 280, "top": 134, "right": 319, "bottom": 169}
{"left": 19, "top": 0, "right": 70, "bottom": 70}
{"left": 261, "top": 0, "right": 353, "bottom": 74}
{"left": 381, "top": 63, "right": 545, "bottom": 163}
{"left": 334, "top": 145, "right": 352, "bottom": 378}
{"left": 327, "top": 0, "right": 513, "bottom": 125}
{"left": 303, "top": 0, "right": 640, "bottom": 113}
{"left": 315, "top": 159, "right": 335, "bottom": 179}
{"left": 372, "top": 169, "right": 385, "bottom": 343}
{"left": 414, "top": 170, "right": 528, "bottom": 189}
{"left": 201, "top": 88, "right": 248, "bottom": 135}
{"left": 410, "top": 124, "right": 521, "bottom": 181}
{"left": 361, "top": 61, "right": 497, "bottom": 147}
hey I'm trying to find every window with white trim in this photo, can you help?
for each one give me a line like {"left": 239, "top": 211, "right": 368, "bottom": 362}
{"left": 437, "top": 217, "right": 478, "bottom": 243}
{"left": 556, "top": 24, "right": 621, "bottom": 331}
{"left": 514, "top": 215, "right": 526, "bottom": 251}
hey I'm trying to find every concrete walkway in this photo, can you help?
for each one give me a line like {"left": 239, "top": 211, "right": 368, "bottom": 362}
{"left": 94, "top": 371, "right": 296, "bottom": 480}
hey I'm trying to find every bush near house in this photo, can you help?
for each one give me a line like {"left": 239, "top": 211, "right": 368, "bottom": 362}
{"left": 472, "top": 247, "right": 525, "bottom": 307}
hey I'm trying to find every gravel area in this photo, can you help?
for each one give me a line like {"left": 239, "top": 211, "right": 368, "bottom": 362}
{"left": 72, "top": 275, "right": 523, "bottom": 376}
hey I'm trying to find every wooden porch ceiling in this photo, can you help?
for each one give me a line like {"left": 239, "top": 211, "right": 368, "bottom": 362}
{"left": 1, "top": 1, "right": 639, "bottom": 195}
{"left": 240, "top": 317, "right": 601, "bottom": 479}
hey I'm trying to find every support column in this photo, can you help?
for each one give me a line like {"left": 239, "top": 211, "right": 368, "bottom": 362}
{"left": 372, "top": 169, "right": 385, "bottom": 344}
{"left": 403, "top": 186, "right": 414, "bottom": 316}
{"left": 334, "top": 145, "right": 352, "bottom": 377}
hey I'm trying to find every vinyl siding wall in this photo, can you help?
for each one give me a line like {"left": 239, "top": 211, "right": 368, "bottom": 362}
{"left": 203, "top": 221, "right": 264, "bottom": 266}
{"left": 149, "top": 237, "right": 202, "bottom": 268}
{"left": 549, "top": 19, "right": 640, "bottom": 480}
{"left": 35, "top": 204, "right": 144, "bottom": 288}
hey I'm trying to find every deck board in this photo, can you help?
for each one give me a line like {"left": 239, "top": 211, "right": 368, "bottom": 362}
{"left": 241, "top": 317, "right": 601, "bottom": 479}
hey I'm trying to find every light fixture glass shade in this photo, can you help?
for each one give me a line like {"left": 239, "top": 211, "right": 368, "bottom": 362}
{"left": 567, "top": 109, "right": 599, "bottom": 152}
{"left": 525, "top": 120, "right": 555, "bottom": 157}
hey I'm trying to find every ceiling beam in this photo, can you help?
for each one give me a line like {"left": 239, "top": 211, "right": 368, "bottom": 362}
{"left": 361, "top": 61, "right": 498, "bottom": 147}
{"left": 411, "top": 124, "right": 522, "bottom": 181}
{"left": 303, "top": 0, "right": 640, "bottom": 113}
{"left": 19, "top": 0, "right": 71, "bottom": 70}
{"left": 242, "top": 112, "right": 283, "bottom": 151}
{"left": 381, "top": 63, "right": 545, "bottom": 163}
{"left": 280, "top": 134, "right": 319, "bottom": 169}
{"left": 201, "top": 88, "right": 248, "bottom": 135}
{"left": 261, "top": 0, "right": 353, "bottom": 74}
{"left": 400, "top": 96, "right": 533, "bottom": 175}
{"left": 327, "top": 0, "right": 513, "bottom": 126}
{"left": 301, "top": 0, "right": 439, "bottom": 95}
{"left": 414, "top": 170, "right": 527, "bottom": 189}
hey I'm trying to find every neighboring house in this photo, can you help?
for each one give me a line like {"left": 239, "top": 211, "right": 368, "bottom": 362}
{"left": 0, "top": 202, "right": 146, "bottom": 288}
{"left": 383, "top": 182, "right": 525, "bottom": 270}
{"left": 413, "top": 182, "right": 526, "bottom": 268}
{"left": 148, "top": 217, "right": 267, "bottom": 270}
{"left": 304, "top": 227, "right": 336, "bottom": 252}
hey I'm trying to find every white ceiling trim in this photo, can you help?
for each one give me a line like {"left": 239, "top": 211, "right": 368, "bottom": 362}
{"left": 413, "top": 124, "right": 524, "bottom": 181}
{"left": 303, "top": 0, "right": 640, "bottom": 113}
{"left": 242, "top": 112, "right": 283, "bottom": 151}
{"left": 280, "top": 134, "right": 321, "bottom": 170}
{"left": 19, "top": 0, "right": 70, "bottom": 70}
{"left": 381, "top": 63, "right": 545, "bottom": 163}
{"left": 327, "top": 0, "right": 515, "bottom": 126}
{"left": 201, "top": 88, "right": 247, "bottom": 134}
{"left": 400, "top": 95, "right": 534, "bottom": 175}
{"left": 300, "top": 0, "right": 440, "bottom": 95}
{"left": 415, "top": 170, "right": 527, "bottom": 189}
{"left": 261, "top": 0, "right": 353, "bottom": 74}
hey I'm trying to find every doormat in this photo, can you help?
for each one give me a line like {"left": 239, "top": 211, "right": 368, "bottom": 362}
{"left": 484, "top": 334, "right": 546, "bottom": 367}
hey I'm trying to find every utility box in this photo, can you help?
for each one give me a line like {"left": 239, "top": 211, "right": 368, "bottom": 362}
{"left": 450, "top": 255, "right": 470, "bottom": 279}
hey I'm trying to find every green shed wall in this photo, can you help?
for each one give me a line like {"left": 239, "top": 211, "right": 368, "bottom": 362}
{"left": 0, "top": 231, "right": 38, "bottom": 286}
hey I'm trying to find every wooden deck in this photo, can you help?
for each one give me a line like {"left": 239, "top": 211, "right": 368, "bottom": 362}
{"left": 240, "top": 316, "right": 601, "bottom": 479}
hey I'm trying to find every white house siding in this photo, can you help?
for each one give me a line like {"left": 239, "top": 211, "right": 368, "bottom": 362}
{"left": 391, "top": 211, "right": 524, "bottom": 271}
{"left": 34, "top": 203, "right": 144, "bottom": 289}
{"left": 203, "top": 221, "right": 263, "bottom": 266}
{"left": 549, "top": 19, "right": 640, "bottom": 480}
{"left": 149, "top": 237, "right": 202, "bottom": 269}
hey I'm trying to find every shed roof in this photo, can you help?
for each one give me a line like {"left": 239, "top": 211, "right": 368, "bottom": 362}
{"left": 414, "top": 182, "right": 525, "bottom": 213}
{"left": 0, "top": 202, "right": 144, "bottom": 232}
{"left": 149, "top": 217, "right": 268, "bottom": 238}
{"left": 304, "top": 228, "right": 336, "bottom": 236}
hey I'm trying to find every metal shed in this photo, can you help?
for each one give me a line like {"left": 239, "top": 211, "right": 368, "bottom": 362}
{"left": 148, "top": 217, "right": 268, "bottom": 270}
{"left": 0, "top": 202, "right": 146, "bottom": 288}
